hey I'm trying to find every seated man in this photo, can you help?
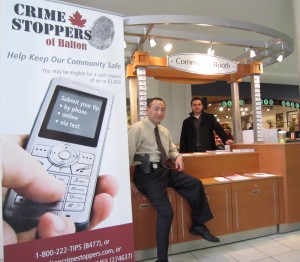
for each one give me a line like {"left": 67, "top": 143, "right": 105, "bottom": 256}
{"left": 128, "top": 97, "right": 219, "bottom": 262}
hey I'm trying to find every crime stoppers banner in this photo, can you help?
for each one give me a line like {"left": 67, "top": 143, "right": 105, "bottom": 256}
{"left": 0, "top": 0, "right": 134, "bottom": 261}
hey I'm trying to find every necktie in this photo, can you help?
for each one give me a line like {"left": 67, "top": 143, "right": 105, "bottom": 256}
{"left": 154, "top": 126, "right": 169, "bottom": 167}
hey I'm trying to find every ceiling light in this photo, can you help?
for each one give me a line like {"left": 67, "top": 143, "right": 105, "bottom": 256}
{"left": 207, "top": 43, "right": 214, "bottom": 56}
{"left": 250, "top": 48, "right": 256, "bottom": 58}
{"left": 277, "top": 54, "right": 283, "bottom": 62}
{"left": 164, "top": 42, "right": 172, "bottom": 52}
{"left": 149, "top": 38, "right": 156, "bottom": 47}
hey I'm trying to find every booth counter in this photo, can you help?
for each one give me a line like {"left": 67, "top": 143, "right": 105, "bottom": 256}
{"left": 132, "top": 142, "right": 300, "bottom": 261}
{"left": 231, "top": 142, "right": 300, "bottom": 227}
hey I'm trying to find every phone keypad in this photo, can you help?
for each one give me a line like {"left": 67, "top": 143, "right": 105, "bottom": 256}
{"left": 32, "top": 144, "right": 50, "bottom": 158}
{"left": 66, "top": 193, "right": 86, "bottom": 203}
{"left": 48, "top": 165, "right": 72, "bottom": 174}
{"left": 49, "top": 144, "right": 79, "bottom": 166}
{"left": 64, "top": 202, "right": 85, "bottom": 211}
{"left": 55, "top": 174, "right": 70, "bottom": 184}
{"left": 14, "top": 143, "right": 95, "bottom": 213}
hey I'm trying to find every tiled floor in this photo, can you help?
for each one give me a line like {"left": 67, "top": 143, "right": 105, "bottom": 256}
{"left": 141, "top": 230, "right": 300, "bottom": 262}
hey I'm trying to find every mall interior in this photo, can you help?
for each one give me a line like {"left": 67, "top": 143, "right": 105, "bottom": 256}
{"left": 65, "top": 0, "right": 300, "bottom": 261}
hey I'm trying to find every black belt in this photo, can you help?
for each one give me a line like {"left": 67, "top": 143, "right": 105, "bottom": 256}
{"left": 136, "top": 162, "right": 162, "bottom": 175}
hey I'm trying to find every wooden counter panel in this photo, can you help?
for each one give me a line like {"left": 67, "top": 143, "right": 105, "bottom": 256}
{"left": 232, "top": 143, "right": 300, "bottom": 224}
{"left": 131, "top": 189, "right": 178, "bottom": 250}
{"left": 230, "top": 144, "right": 286, "bottom": 174}
{"left": 176, "top": 183, "right": 232, "bottom": 243}
{"left": 182, "top": 153, "right": 259, "bottom": 178}
{"left": 277, "top": 176, "right": 285, "bottom": 225}
{"left": 284, "top": 145, "right": 300, "bottom": 223}
{"left": 232, "top": 178, "right": 279, "bottom": 232}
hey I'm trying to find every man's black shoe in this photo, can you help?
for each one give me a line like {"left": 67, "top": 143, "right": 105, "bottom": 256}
{"left": 190, "top": 225, "right": 220, "bottom": 243}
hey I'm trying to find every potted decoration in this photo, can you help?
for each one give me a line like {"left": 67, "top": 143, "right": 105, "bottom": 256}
{"left": 266, "top": 119, "right": 273, "bottom": 129}
{"left": 289, "top": 118, "right": 296, "bottom": 139}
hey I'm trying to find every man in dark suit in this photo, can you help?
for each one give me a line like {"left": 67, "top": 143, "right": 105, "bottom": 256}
{"left": 180, "top": 97, "right": 233, "bottom": 153}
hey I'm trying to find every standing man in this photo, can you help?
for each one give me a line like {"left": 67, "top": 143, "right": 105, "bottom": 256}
{"left": 180, "top": 97, "right": 233, "bottom": 153}
{"left": 128, "top": 97, "right": 219, "bottom": 262}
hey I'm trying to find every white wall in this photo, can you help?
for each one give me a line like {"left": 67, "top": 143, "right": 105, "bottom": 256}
{"left": 126, "top": 77, "right": 192, "bottom": 144}
{"left": 160, "top": 81, "right": 192, "bottom": 144}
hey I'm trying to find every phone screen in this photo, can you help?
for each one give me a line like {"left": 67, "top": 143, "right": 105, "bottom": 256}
{"left": 39, "top": 86, "right": 107, "bottom": 147}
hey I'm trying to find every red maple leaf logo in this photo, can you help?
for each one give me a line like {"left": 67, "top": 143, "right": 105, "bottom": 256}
{"left": 69, "top": 11, "right": 86, "bottom": 28}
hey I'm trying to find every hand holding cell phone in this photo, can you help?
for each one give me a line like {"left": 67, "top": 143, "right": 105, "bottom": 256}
{"left": 4, "top": 77, "right": 116, "bottom": 236}
{"left": 2, "top": 135, "right": 118, "bottom": 245}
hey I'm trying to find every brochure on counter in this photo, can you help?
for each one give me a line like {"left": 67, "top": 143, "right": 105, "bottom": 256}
{"left": 214, "top": 175, "right": 251, "bottom": 182}
{"left": 0, "top": 1, "right": 134, "bottom": 261}
{"left": 214, "top": 173, "right": 276, "bottom": 182}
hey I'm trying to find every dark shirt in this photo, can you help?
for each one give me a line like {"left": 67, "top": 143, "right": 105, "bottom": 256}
{"left": 180, "top": 111, "right": 229, "bottom": 153}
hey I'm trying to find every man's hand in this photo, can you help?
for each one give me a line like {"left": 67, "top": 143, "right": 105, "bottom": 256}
{"left": 175, "top": 155, "right": 184, "bottom": 172}
{"left": 225, "top": 139, "right": 234, "bottom": 145}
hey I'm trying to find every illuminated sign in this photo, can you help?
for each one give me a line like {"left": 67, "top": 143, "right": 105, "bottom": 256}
{"left": 167, "top": 53, "right": 237, "bottom": 75}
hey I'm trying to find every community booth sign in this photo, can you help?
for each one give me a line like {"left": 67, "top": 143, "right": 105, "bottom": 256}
{"left": 167, "top": 53, "right": 238, "bottom": 75}
{"left": 0, "top": 0, "right": 134, "bottom": 261}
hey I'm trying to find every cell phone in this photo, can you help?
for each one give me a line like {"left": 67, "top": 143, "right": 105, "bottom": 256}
{"left": 4, "top": 77, "right": 114, "bottom": 232}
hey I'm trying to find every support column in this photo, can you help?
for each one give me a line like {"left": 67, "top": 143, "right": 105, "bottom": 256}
{"left": 129, "top": 66, "right": 148, "bottom": 125}
{"left": 292, "top": 0, "right": 300, "bottom": 95}
{"left": 136, "top": 67, "right": 147, "bottom": 120}
{"left": 231, "top": 82, "right": 242, "bottom": 143}
{"left": 129, "top": 77, "right": 138, "bottom": 125}
{"left": 251, "top": 74, "right": 263, "bottom": 143}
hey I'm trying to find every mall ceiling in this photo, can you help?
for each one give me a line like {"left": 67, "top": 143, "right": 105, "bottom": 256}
{"left": 64, "top": 0, "right": 299, "bottom": 86}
